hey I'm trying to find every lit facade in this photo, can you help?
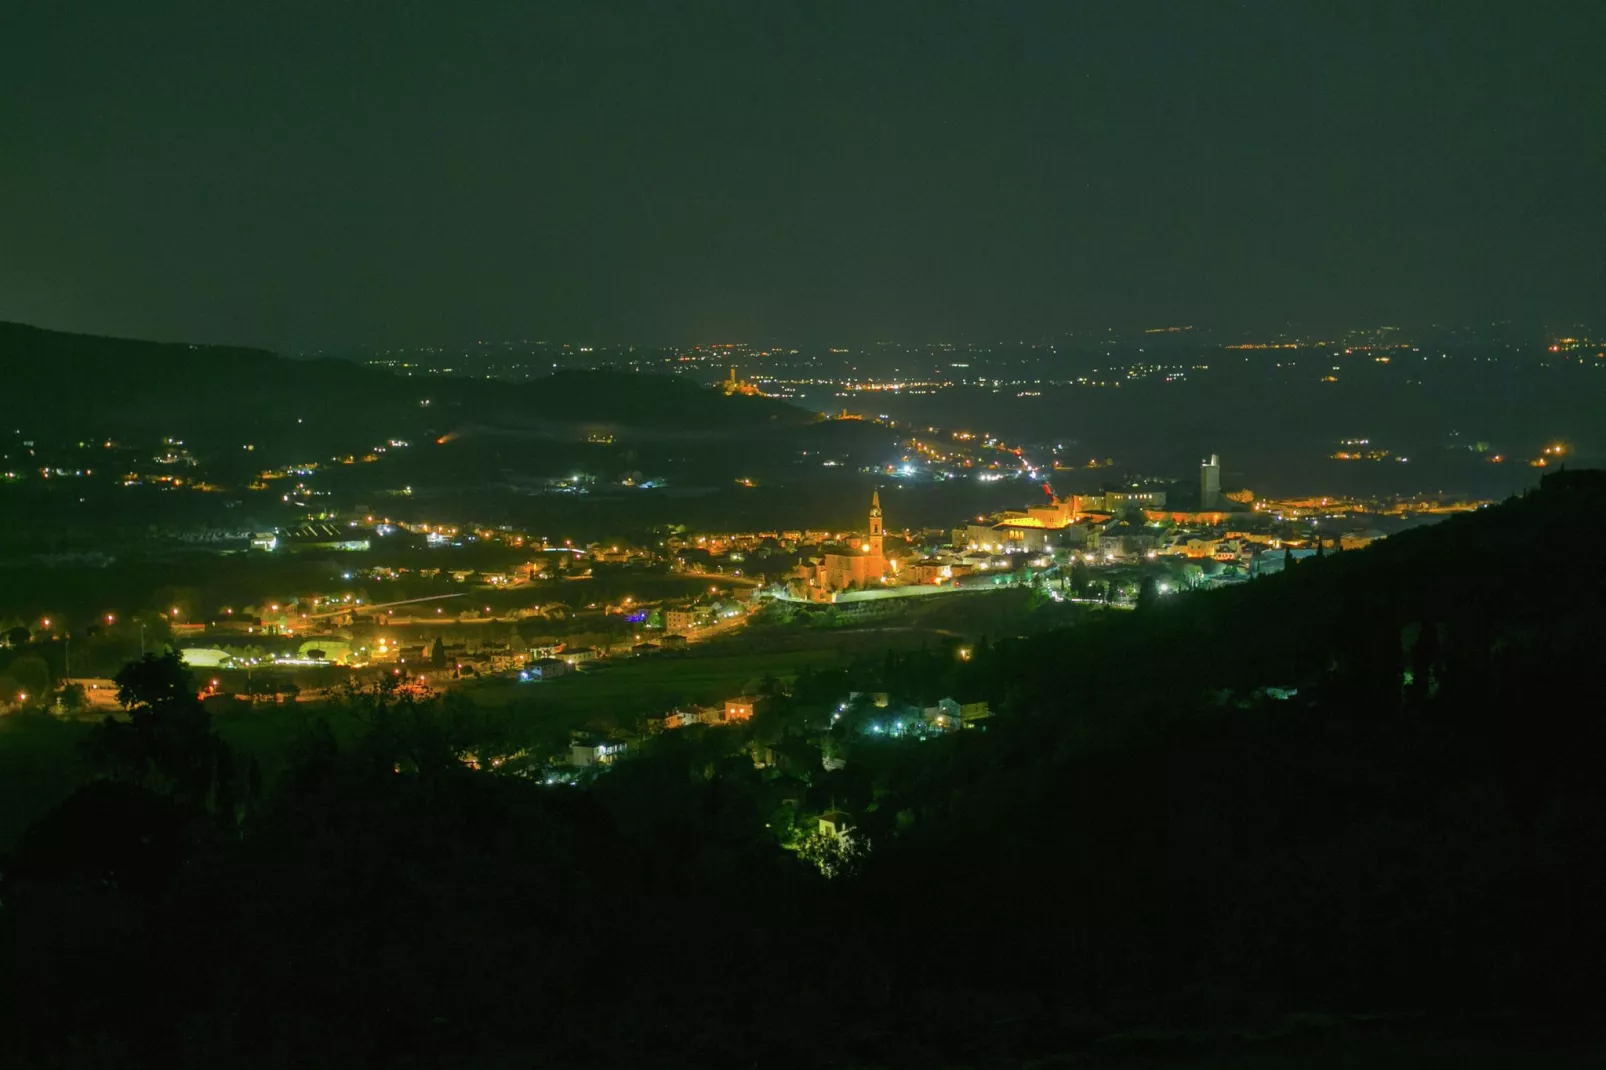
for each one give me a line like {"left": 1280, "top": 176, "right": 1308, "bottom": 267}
{"left": 1200, "top": 453, "right": 1222, "bottom": 510}
{"left": 794, "top": 490, "right": 894, "bottom": 599}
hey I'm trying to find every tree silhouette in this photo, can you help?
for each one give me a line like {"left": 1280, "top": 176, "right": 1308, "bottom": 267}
{"left": 1407, "top": 619, "right": 1440, "bottom": 706}
{"left": 7, "top": 654, "right": 51, "bottom": 701}
{"left": 83, "top": 651, "right": 233, "bottom": 810}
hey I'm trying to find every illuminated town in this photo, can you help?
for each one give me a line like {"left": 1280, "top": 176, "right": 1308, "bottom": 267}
{"left": 3, "top": 3, "right": 1604, "bottom": 1063}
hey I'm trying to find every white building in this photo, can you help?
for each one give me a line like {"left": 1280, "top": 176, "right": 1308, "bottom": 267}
{"left": 1200, "top": 454, "right": 1222, "bottom": 510}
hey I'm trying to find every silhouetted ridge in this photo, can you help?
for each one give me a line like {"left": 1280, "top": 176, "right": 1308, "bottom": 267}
{"left": 0, "top": 320, "right": 807, "bottom": 434}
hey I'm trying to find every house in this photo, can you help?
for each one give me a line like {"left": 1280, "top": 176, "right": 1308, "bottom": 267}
{"left": 1095, "top": 521, "right": 1161, "bottom": 559}
{"left": 724, "top": 696, "right": 757, "bottom": 722}
{"left": 661, "top": 634, "right": 689, "bottom": 650}
{"left": 529, "top": 642, "right": 564, "bottom": 661}
{"left": 561, "top": 646, "right": 598, "bottom": 666}
{"left": 525, "top": 657, "right": 570, "bottom": 679}
{"left": 922, "top": 697, "right": 962, "bottom": 732}
{"left": 664, "top": 606, "right": 700, "bottom": 634}
{"left": 818, "top": 811, "right": 853, "bottom": 837}
{"left": 569, "top": 736, "right": 627, "bottom": 767}
{"left": 1211, "top": 539, "right": 1245, "bottom": 562}
{"left": 657, "top": 704, "right": 720, "bottom": 730}
{"left": 485, "top": 648, "right": 524, "bottom": 672}
{"left": 911, "top": 557, "right": 967, "bottom": 585}
{"left": 1176, "top": 535, "right": 1221, "bottom": 558}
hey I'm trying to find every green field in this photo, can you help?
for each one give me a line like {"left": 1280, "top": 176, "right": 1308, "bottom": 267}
{"left": 0, "top": 586, "right": 1049, "bottom": 848}
{"left": 453, "top": 602, "right": 1006, "bottom": 744}
{"left": 461, "top": 637, "right": 850, "bottom": 734}
{"left": 464, "top": 570, "right": 747, "bottom": 614}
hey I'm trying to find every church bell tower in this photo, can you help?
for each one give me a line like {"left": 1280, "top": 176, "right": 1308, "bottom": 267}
{"left": 868, "top": 489, "right": 884, "bottom": 558}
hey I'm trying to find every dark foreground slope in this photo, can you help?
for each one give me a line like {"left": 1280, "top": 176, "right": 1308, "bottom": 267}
{"left": 3, "top": 472, "right": 1604, "bottom": 1068}
{"left": 868, "top": 467, "right": 1606, "bottom": 1029}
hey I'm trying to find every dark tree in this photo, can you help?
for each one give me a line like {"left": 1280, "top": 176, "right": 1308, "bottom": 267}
{"left": 8, "top": 654, "right": 51, "bottom": 700}
{"left": 83, "top": 651, "right": 233, "bottom": 809}
{"left": 1407, "top": 619, "right": 1441, "bottom": 706}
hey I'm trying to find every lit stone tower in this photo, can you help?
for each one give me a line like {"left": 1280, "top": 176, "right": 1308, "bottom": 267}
{"left": 1200, "top": 453, "right": 1222, "bottom": 511}
{"left": 868, "top": 488, "right": 884, "bottom": 559}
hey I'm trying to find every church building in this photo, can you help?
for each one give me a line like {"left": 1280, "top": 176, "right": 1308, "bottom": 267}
{"left": 790, "top": 490, "right": 896, "bottom": 600}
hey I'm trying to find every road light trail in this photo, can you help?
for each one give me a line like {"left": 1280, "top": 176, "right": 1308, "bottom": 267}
{"left": 303, "top": 593, "right": 467, "bottom": 619}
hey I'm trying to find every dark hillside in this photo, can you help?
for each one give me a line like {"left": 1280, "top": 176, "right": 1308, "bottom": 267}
{"left": 0, "top": 321, "right": 808, "bottom": 443}
{"left": 2, "top": 472, "right": 1603, "bottom": 1066}
{"left": 863, "top": 467, "right": 1606, "bottom": 1028}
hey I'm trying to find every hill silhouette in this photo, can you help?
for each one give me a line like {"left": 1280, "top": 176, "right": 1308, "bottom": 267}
{"left": 2, "top": 471, "right": 1601, "bottom": 1066}
{"left": 0, "top": 320, "right": 810, "bottom": 441}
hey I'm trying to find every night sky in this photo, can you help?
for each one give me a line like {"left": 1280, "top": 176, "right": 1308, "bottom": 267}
{"left": 2, "top": 1, "right": 1601, "bottom": 348}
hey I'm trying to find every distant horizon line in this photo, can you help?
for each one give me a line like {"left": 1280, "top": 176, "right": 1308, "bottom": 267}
{"left": 3, "top": 316, "right": 1598, "bottom": 357}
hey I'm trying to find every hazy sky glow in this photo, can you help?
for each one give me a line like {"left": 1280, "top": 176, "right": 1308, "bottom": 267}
{"left": 3, "top": 1, "right": 1601, "bottom": 348}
